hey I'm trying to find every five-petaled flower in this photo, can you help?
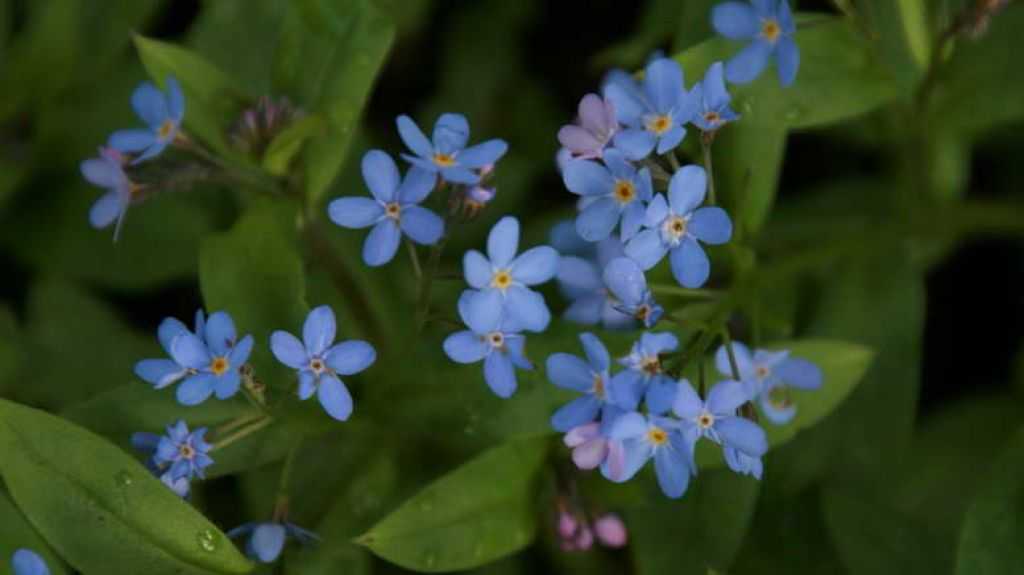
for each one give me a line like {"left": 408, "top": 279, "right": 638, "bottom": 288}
{"left": 109, "top": 76, "right": 186, "bottom": 163}
{"left": 443, "top": 290, "right": 534, "bottom": 398}
{"left": 80, "top": 147, "right": 138, "bottom": 241}
{"left": 715, "top": 341, "right": 822, "bottom": 424}
{"left": 690, "top": 62, "right": 740, "bottom": 132}
{"left": 612, "top": 332, "right": 680, "bottom": 415}
{"left": 712, "top": 0, "right": 800, "bottom": 86}
{"left": 328, "top": 150, "right": 445, "bottom": 267}
{"left": 270, "top": 305, "right": 376, "bottom": 421}
{"left": 602, "top": 412, "right": 693, "bottom": 498}
{"left": 673, "top": 379, "right": 768, "bottom": 477}
{"left": 131, "top": 431, "right": 192, "bottom": 498}
{"left": 625, "top": 165, "right": 733, "bottom": 288}
{"left": 135, "top": 310, "right": 206, "bottom": 391}
{"left": 396, "top": 113, "right": 508, "bottom": 184}
{"left": 602, "top": 257, "right": 663, "bottom": 328}
{"left": 558, "top": 93, "right": 619, "bottom": 160}
{"left": 11, "top": 549, "right": 49, "bottom": 575}
{"left": 550, "top": 223, "right": 636, "bottom": 329}
{"left": 562, "top": 149, "right": 653, "bottom": 242}
{"left": 228, "top": 522, "right": 319, "bottom": 563}
{"left": 603, "top": 58, "right": 697, "bottom": 160}
{"left": 463, "top": 216, "right": 558, "bottom": 333}
{"left": 547, "top": 332, "right": 627, "bottom": 432}
{"left": 153, "top": 420, "right": 214, "bottom": 481}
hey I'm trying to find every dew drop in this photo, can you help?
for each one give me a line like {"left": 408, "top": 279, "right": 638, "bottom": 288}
{"left": 196, "top": 529, "right": 219, "bottom": 552}
{"left": 740, "top": 97, "right": 754, "bottom": 115}
{"left": 784, "top": 106, "right": 804, "bottom": 123}
{"left": 114, "top": 471, "right": 134, "bottom": 487}
{"left": 423, "top": 551, "right": 437, "bottom": 568}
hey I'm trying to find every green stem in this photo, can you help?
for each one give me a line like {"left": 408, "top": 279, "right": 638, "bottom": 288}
{"left": 211, "top": 417, "right": 273, "bottom": 452}
{"left": 720, "top": 328, "right": 743, "bottom": 381}
{"left": 214, "top": 412, "right": 265, "bottom": 437}
{"left": 406, "top": 239, "right": 423, "bottom": 281}
{"left": 701, "top": 135, "right": 718, "bottom": 206}
{"left": 176, "top": 134, "right": 283, "bottom": 196}
{"left": 665, "top": 150, "right": 681, "bottom": 172}
{"left": 650, "top": 284, "right": 721, "bottom": 299}
{"left": 417, "top": 232, "right": 450, "bottom": 331}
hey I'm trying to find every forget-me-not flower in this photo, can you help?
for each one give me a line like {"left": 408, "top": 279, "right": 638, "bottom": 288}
{"left": 80, "top": 147, "right": 137, "bottom": 240}
{"left": 135, "top": 310, "right": 207, "bottom": 391}
{"left": 270, "top": 305, "right": 376, "bottom": 422}
{"left": 108, "top": 76, "right": 185, "bottom": 163}
{"left": 712, "top": 0, "right": 799, "bottom": 86}
{"left": 396, "top": 113, "right": 508, "bottom": 184}
{"left": 11, "top": 550, "right": 49, "bottom": 575}
{"left": 625, "top": 165, "right": 732, "bottom": 288}
{"left": 690, "top": 62, "right": 740, "bottom": 132}
{"left": 715, "top": 341, "right": 822, "bottom": 424}
{"left": 158, "top": 311, "right": 254, "bottom": 406}
{"left": 558, "top": 93, "right": 619, "bottom": 160}
{"left": 443, "top": 290, "right": 534, "bottom": 398}
{"left": 547, "top": 332, "right": 627, "bottom": 432}
{"left": 228, "top": 522, "right": 319, "bottom": 563}
{"left": 602, "top": 257, "right": 662, "bottom": 328}
{"left": 153, "top": 420, "right": 213, "bottom": 481}
{"left": 131, "top": 431, "right": 192, "bottom": 498}
{"left": 463, "top": 216, "right": 558, "bottom": 333}
{"left": 550, "top": 222, "right": 635, "bottom": 329}
{"left": 329, "top": 150, "right": 444, "bottom": 267}
{"left": 673, "top": 379, "right": 768, "bottom": 476}
{"left": 603, "top": 58, "right": 697, "bottom": 160}
{"left": 562, "top": 149, "right": 653, "bottom": 242}
{"left": 602, "top": 412, "right": 693, "bottom": 498}
{"left": 612, "top": 332, "right": 679, "bottom": 415}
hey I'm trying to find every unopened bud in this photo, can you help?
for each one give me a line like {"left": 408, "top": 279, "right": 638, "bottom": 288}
{"left": 574, "top": 525, "right": 594, "bottom": 551}
{"left": 557, "top": 511, "right": 578, "bottom": 539}
{"left": 593, "top": 514, "right": 628, "bottom": 548}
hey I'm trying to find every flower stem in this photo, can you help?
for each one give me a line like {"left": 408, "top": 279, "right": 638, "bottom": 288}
{"left": 650, "top": 284, "right": 721, "bottom": 299}
{"left": 272, "top": 440, "right": 302, "bottom": 521}
{"left": 175, "top": 133, "right": 283, "bottom": 196}
{"left": 700, "top": 134, "right": 718, "bottom": 206}
{"left": 720, "top": 327, "right": 743, "bottom": 381}
{"left": 406, "top": 238, "right": 423, "bottom": 281}
{"left": 416, "top": 235, "right": 449, "bottom": 331}
{"left": 214, "top": 412, "right": 265, "bottom": 437}
{"left": 665, "top": 150, "right": 681, "bottom": 172}
{"left": 211, "top": 416, "right": 273, "bottom": 452}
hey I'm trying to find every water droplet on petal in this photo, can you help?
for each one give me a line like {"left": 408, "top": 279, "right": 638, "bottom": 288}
{"left": 196, "top": 529, "right": 219, "bottom": 552}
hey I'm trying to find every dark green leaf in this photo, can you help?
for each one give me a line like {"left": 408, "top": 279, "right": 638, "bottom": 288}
{"left": 713, "top": 121, "right": 788, "bottom": 236}
{"left": 262, "top": 115, "right": 328, "bottom": 176}
{"left": 0, "top": 489, "right": 71, "bottom": 575}
{"left": 860, "top": 0, "right": 930, "bottom": 94}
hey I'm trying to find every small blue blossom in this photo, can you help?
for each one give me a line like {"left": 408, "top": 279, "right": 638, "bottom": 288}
{"left": 131, "top": 431, "right": 191, "bottom": 498}
{"left": 153, "top": 420, "right": 213, "bottom": 482}
{"left": 108, "top": 76, "right": 185, "bottom": 163}
{"left": 612, "top": 332, "right": 680, "bottom": 415}
{"left": 328, "top": 150, "right": 445, "bottom": 267}
{"left": 715, "top": 341, "right": 822, "bottom": 424}
{"left": 227, "top": 522, "right": 319, "bottom": 563}
{"left": 690, "top": 62, "right": 740, "bottom": 132}
{"left": 602, "top": 257, "right": 663, "bottom": 328}
{"left": 547, "top": 332, "right": 628, "bottom": 432}
{"left": 562, "top": 149, "right": 653, "bottom": 242}
{"left": 270, "top": 305, "right": 376, "bottom": 422}
{"left": 602, "top": 58, "right": 697, "bottom": 160}
{"left": 11, "top": 549, "right": 49, "bottom": 575}
{"left": 135, "top": 310, "right": 206, "bottom": 391}
{"left": 80, "top": 147, "right": 136, "bottom": 240}
{"left": 396, "top": 113, "right": 508, "bottom": 184}
{"left": 463, "top": 216, "right": 558, "bottom": 333}
{"left": 443, "top": 290, "right": 534, "bottom": 398}
{"left": 672, "top": 379, "right": 768, "bottom": 477}
{"left": 712, "top": 0, "right": 799, "bottom": 86}
{"left": 625, "top": 165, "right": 733, "bottom": 288}
{"left": 601, "top": 412, "right": 693, "bottom": 498}
{"left": 550, "top": 222, "right": 635, "bottom": 329}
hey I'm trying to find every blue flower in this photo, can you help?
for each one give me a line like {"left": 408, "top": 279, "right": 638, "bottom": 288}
{"left": 712, "top": 0, "right": 799, "bottom": 86}
{"left": 672, "top": 379, "right": 768, "bottom": 477}
{"left": 550, "top": 223, "right": 635, "bottom": 329}
{"left": 80, "top": 147, "right": 137, "bottom": 240}
{"left": 135, "top": 310, "right": 207, "bottom": 391}
{"left": 270, "top": 305, "right": 376, "bottom": 422}
{"left": 715, "top": 341, "right": 822, "bottom": 424}
{"left": 11, "top": 550, "right": 49, "bottom": 575}
{"left": 463, "top": 216, "right": 558, "bottom": 333}
{"left": 690, "top": 62, "right": 740, "bottom": 132}
{"left": 625, "top": 165, "right": 732, "bottom": 288}
{"left": 562, "top": 149, "right": 653, "bottom": 242}
{"left": 602, "top": 257, "right": 663, "bottom": 328}
{"left": 131, "top": 432, "right": 192, "bottom": 498}
{"left": 602, "top": 58, "right": 697, "bottom": 160}
{"left": 547, "top": 332, "right": 629, "bottom": 432}
{"left": 228, "top": 522, "right": 319, "bottom": 563}
{"left": 153, "top": 420, "right": 213, "bottom": 481}
{"left": 443, "top": 290, "right": 534, "bottom": 398}
{"left": 396, "top": 113, "right": 508, "bottom": 184}
{"left": 601, "top": 412, "right": 693, "bottom": 498}
{"left": 612, "top": 332, "right": 679, "bottom": 415}
{"left": 328, "top": 150, "right": 445, "bottom": 267}
{"left": 108, "top": 76, "right": 185, "bottom": 163}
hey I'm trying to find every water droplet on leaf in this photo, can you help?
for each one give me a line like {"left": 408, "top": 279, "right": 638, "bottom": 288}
{"left": 423, "top": 551, "right": 437, "bottom": 568}
{"left": 114, "top": 471, "right": 133, "bottom": 487}
{"left": 196, "top": 529, "right": 219, "bottom": 552}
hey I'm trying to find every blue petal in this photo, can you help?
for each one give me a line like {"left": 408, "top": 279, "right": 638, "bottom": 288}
{"left": 775, "top": 357, "right": 822, "bottom": 390}
{"left": 689, "top": 206, "right": 733, "bottom": 245}
{"left": 602, "top": 70, "right": 647, "bottom": 126}
{"left": 609, "top": 412, "right": 647, "bottom": 440}
{"left": 551, "top": 395, "right": 602, "bottom": 432}
{"left": 575, "top": 197, "right": 620, "bottom": 242}
{"left": 443, "top": 330, "right": 488, "bottom": 364}
{"left": 396, "top": 115, "right": 433, "bottom": 159}
{"left": 505, "top": 335, "right": 533, "bottom": 370}
{"left": 108, "top": 129, "right": 158, "bottom": 153}
{"left": 12, "top": 549, "right": 50, "bottom": 575}
{"left": 165, "top": 76, "right": 185, "bottom": 121}
{"left": 484, "top": 351, "right": 517, "bottom": 398}
{"left": 707, "top": 379, "right": 749, "bottom": 414}
{"left": 511, "top": 246, "right": 559, "bottom": 285}
{"left": 463, "top": 250, "right": 492, "bottom": 289}
{"left": 131, "top": 81, "right": 169, "bottom": 127}
{"left": 460, "top": 288, "right": 504, "bottom": 334}
{"left": 397, "top": 166, "right": 438, "bottom": 204}
{"left": 580, "top": 332, "right": 610, "bottom": 371}
{"left": 302, "top": 306, "right": 336, "bottom": 356}
{"left": 158, "top": 317, "right": 190, "bottom": 352}
{"left": 624, "top": 229, "right": 668, "bottom": 271}
{"left": 654, "top": 444, "right": 691, "bottom": 498}
{"left": 546, "top": 353, "right": 595, "bottom": 392}
{"left": 672, "top": 378, "right": 704, "bottom": 419}
{"left": 458, "top": 139, "right": 508, "bottom": 168}
{"left": 440, "top": 166, "right": 480, "bottom": 184}
{"left": 328, "top": 197, "right": 384, "bottom": 229}
{"left": 563, "top": 158, "right": 614, "bottom": 197}
{"left": 603, "top": 256, "right": 646, "bottom": 306}
{"left": 250, "top": 523, "right": 287, "bottom": 563}
{"left": 712, "top": 2, "right": 760, "bottom": 38}
{"left": 725, "top": 38, "right": 773, "bottom": 84}
{"left": 640, "top": 332, "right": 679, "bottom": 355}
{"left": 724, "top": 446, "right": 764, "bottom": 479}
{"left": 505, "top": 286, "right": 551, "bottom": 333}
{"left": 204, "top": 311, "right": 237, "bottom": 356}
{"left": 324, "top": 340, "right": 376, "bottom": 375}
{"left": 214, "top": 370, "right": 241, "bottom": 399}
{"left": 557, "top": 256, "right": 602, "bottom": 298}
{"left": 645, "top": 376, "right": 678, "bottom": 415}
{"left": 655, "top": 126, "right": 686, "bottom": 155}
{"left": 701, "top": 62, "right": 732, "bottom": 112}
{"left": 318, "top": 374, "right": 354, "bottom": 421}
{"left": 715, "top": 416, "right": 768, "bottom": 456}
{"left": 403, "top": 153, "right": 439, "bottom": 172}
{"left": 135, "top": 359, "right": 187, "bottom": 389}
{"left": 603, "top": 437, "right": 651, "bottom": 482}
{"left": 564, "top": 296, "right": 603, "bottom": 325}
{"left": 776, "top": 36, "right": 800, "bottom": 87}
{"left": 432, "top": 113, "right": 470, "bottom": 154}
{"left": 609, "top": 370, "right": 645, "bottom": 410}
{"left": 619, "top": 202, "right": 645, "bottom": 242}
{"left": 602, "top": 148, "right": 634, "bottom": 180}
{"left": 778, "top": 0, "right": 796, "bottom": 33}
{"left": 644, "top": 193, "right": 670, "bottom": 228}
{"left": 80, "top": 157, "right": 122, "bottom": 188}
{"left": 548, "top": 219, "right": 591, "bottom": 256}
{"left": 611, "top": 129, "right": 656, "bottom": 161}
{"left": 89, "top": 192, "right": 123, "bottom": 229}
{"left": 644, "top": 58, "right": 685, "bottom": 115}
{"left": 130, "top": 431, "right": 160, "bottom": 452}
{"left": 228, "top": 333, "right": 253, "bottom": 368}
{"left": 131, "top": 140, "right": 170, "bottom": 164}
{"left": 270, "top": 331, "right": 308, "bottom": 369}
{"left": 759, "top": 388, "right": 797, "bottom": 424}
{"left": 361, "top": 150, "right": 400, "bottom": 203}
{"left": 401, "top": 205, "right": 445, "bottom": 245}
{"left": 169, "top": 333, "right": 210, "bottom": 370}
{"left": 176, "top": 373, "right": 216, "bottom": 405}
{"left": 488, "top": 216, "right": 520, "bottom": 268}
{"left": 670, "top": 238, "right": 710, "bottom": 288}
{"left": 714, "top": 341, "right": 755, "bottom": 379}
{"left": 668, "top": 165, "right": 707, "bottom": 215}
{"left": 298, "top": 371, "right": 316, "bottom": 400}
{"left": 362, "top": 220, "right": 401, "bottom": 267}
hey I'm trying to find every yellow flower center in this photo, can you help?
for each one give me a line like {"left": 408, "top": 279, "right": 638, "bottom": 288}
{"left": 635, "top": 304, "right": 650, "bottom": 322}
{"left": 385, "top": 202, "right": 401, "bottom": 220}
{"left": 646, "top": 426, "right": 669, "bottom": 445}
{"left": 210, "top": 357, "right": 230, "bottom": 376}
{"left": 592, "top": 374, "right": 606, "bottom": 398}
{"left": 179, "top": 444, "right": 195, "bottom": 459}
{"left": 613, "top": 180, "right": 636, "bottom": 204}
{"left": 703, "top": 111, "right": 721, "bottom": 125}
{"left": 645, "top": 114, "right": 673, "bottom": 135}
{"left": 666, "top": 215, "right": 688, "bottom": 239}
{"left": 491, "top": 269, "right": 513, "bottom": 290}
{"left": 697, "top": 411, "right": 715, "bottom": 430}
{"left": 158, "top": 119, "right": 176, "bottom": 140}
{"left": 432, "top": 152, "right": 457, "bottom": 167}
{"left": 641, "top": 356, "right": 661, "bottom": 376}
{"left": 761, "top": 19, "right": 781, "bottom": 42}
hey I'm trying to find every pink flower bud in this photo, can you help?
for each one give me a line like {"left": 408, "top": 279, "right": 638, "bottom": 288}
{"left": 574, "top": 525, "right": 594, "bottom": 551}
{"left": 564, "top": 422, "right": 600, "bottom": 448}
{"left": 557, "top": 511, "right": 578, "bottom": 540}
{"left": 593, "top": 514, "right": 628, "bottom": 548}
{"left": 571, "top": 437, "right": 608, "bottom": 470}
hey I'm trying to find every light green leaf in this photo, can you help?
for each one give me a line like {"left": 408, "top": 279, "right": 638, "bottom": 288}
{"left": 714, "top": 121, "right": 788, "bottom": 236}
{"left": 955, "top": 426, "right": 1024, "bottom": 574}
{"left": 0, "top": 489, "right": 71, "bottom": 575}
{"left": 357, "top": 436, "right": 550, "bottom": 572}
{"left": 861, "top": 0, "right": 931, "bottom": 93}
{"left": 0, "top": 399, "right": 253, "bottom": 575}
{"left": 262, "top": 114, "right": 328, "bottom": 176}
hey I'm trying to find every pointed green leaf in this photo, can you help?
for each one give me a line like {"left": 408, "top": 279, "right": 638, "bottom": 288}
{"left": 262, "top": 114, "right": 328, "bottom": 176}
{"left": 0, "top": 489, "right": 71, "bottom": 575}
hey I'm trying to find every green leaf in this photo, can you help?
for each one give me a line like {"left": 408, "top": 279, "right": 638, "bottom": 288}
{"left": 955, "top": 426, "right": 1024, "bottom": 574}
{"left": 673, "top": 16, "right": 896, "bottom": 129}
{"left": 357, "top": 436, "right": 550, "bottom": 572}
{"left": 714, "top": 121, "right": 788, "bottom": 236}
{"left": 627, "top": 468, "right": 760, "bottom": 575}
{"left": 861, "top": 0, "right": 931, "bottom": 93}
{"left": 0, "top": 489, "right": 71, "bottom": 575}
{"left": 262, "top": 114, "right": 328, "bottom": 176}
{"left": 0, "top": 399, "right": 253, "bottom": 575}
{"left": 0, "top": 304, "right": 23, "bottom": 395}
